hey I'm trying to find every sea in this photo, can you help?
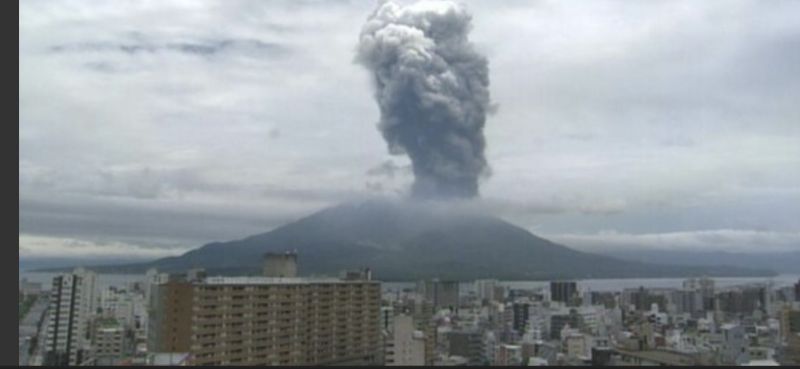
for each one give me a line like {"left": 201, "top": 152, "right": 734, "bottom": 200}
{"left": 19, "top": 271, "right": 800, "bottom": 295}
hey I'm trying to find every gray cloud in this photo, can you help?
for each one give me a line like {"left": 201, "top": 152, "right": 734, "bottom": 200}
{"left": 18, "top": 0, "right": 800, "bottom": 260}
{"left": 18, "top": 190, "right": 348, "bottom": 248}
{"left": 49, "top": 37, "right": 287, "bottom": 58}
{"left": 366, "top": 160, "right": 411, "bottom": 179}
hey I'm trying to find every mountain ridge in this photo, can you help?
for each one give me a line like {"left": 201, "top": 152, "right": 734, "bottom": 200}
{"left": 34, "top": 199, "right": 778, "bottom": 280}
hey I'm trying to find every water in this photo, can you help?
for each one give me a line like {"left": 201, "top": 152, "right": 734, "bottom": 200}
{"left": 20, "top": 271, "right": 799, "bottom": 294}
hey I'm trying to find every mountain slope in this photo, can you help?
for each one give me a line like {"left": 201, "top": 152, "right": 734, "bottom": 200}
{"left": 58, "top": 199, "right": 776, "bottom": 280}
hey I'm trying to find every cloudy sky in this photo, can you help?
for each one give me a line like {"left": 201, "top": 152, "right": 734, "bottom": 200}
{"left": 19, "top": 0, "right": 800, "bottom": 263}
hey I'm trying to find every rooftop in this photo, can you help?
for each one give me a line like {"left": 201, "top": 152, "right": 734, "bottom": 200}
{"left": 614, "top": 348, "right": 699, "bottom": 365}
{"left": 95, "top": 317, "right": 121, "bottom": 328}
{"left": 741, "top": 359, "right": 779, "bottom": 366}
{"left": 202, "top": 276, "right": 377, "bottom": 285}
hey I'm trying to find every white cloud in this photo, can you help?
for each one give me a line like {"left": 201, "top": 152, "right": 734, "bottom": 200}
{"left": 18, "top": 234, "right": 187, "bottom": 260}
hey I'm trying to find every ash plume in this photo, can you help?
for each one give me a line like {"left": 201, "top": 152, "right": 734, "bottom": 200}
{"left": 356, "top": 0, "right": 492, "bottom": 199}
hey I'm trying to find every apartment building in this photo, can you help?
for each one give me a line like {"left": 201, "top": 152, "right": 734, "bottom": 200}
{"left": 385, "top": 313, "right": 425, "bottom": 365}
{"left": 93, "top": 318, "right": 128, "bottom": 366}
{"left": 147, "top": 277, "right": 194, "bottom": 353}
{"left": 44, "top": 268, "right": 97, "bottom": 366}
{"left": 145, "top": 254, "right": 382, "bottom": 366}
{"left": 188, "top": 275, "right": 382, "bottom": 366}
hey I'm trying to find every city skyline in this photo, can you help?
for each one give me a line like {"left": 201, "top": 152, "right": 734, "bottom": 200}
{"left": 20, "top": 264, "right": 800, "bottom": 366}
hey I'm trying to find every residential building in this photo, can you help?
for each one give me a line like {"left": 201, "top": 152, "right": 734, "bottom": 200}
{"left": 719, "top": 323, "right": 748, "bottom": 365}
{"left": 93, "top": 318, "right": 128, "bottom": 366}
{"left": 44, "top": 268, "right": 97, "bottom": 366}
{"left": 474, "top": 279, "right": 498, "bottom": 304}
{"left": 511, "top": 302, "right": 529, "bottom": 333}
{"left": 100, "top": 286, "right": 135, "bottom": 328}
{"left": 446, "top": 330, "right": 484, "bottom": 365}
{"left": 495, "top": 344, "right": 522, "bottom": 365}
{"left": 613, "top": 348, "right": 707, "bottom": 366}
{"left": 147, "top": 277, "right": 194, "bottom": 353}
{"left": 419, "top": 279, "right": 460, "bottom": 310}
{"left": 188, "top": 274, "right": 382, "bottom": 365}
{"left": 262, "top": 251, "right": 298, "bottom": 278}
{"left": 386, "top": 313, "right": 425, "bottom": 365}
{"left": 550, "top": 281, "right": 578, "bottom": 306}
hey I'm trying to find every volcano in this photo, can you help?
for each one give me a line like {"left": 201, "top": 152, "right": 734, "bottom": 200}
{"left": 69, "top": 199, "right": 775, "bottom": 280}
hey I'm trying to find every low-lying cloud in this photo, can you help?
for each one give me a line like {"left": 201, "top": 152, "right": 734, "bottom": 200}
{"left": 547, "top": 229, "right": 800, "bottom": 254}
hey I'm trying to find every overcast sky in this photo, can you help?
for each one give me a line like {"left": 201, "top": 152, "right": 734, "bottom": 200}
{"left": 19, "top": 0, "right": 800, "bottom": 262}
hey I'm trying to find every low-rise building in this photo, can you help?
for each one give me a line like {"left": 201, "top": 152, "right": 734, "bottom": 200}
{"left": 93, "top": 318, "right": 128, "bottom": 365}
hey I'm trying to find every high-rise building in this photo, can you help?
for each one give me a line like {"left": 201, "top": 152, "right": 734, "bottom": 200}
{"left": 673, "top": 289, "right": 703, "bottom": 316}
{"left": 262, "top": 251, "right": 298, "bottom": 278}
{"left": 147, "top": 277, "right": 194, "bottom": 353}
{"left": 779, "top": 307, "right": 800, "bottom": 365}
{"left": 44, "top": 268, "right": 98, "bottom": 366}
{"left": 411, "top": 299, "right": 437, "bottom": 365}
{"left": 550, "top": 281, "right": 578, "bottom": 306}
{"left": 625, "top": 287, "right": 667, "bottom": 312}
{"left": 188, "top": 275, "right": 382, "bottom": 365}
{"left": 385, "top": 313, "right": 425, "bottom": 365}
{"left": 147, "top": 258, "right": 382, "bottom": 366}
{"left": 475, "top": 279, "right": 498, "bottom": 303}
{"left": 549, "top": 309, "right": 583, "bottom": 340}
{"left": 717, "top": 286, "right": 768, "bottom": 315}
{"left": 418, "top": 279, "right": 459, "bottom": 310}
{"left": 512, "top": 302, "right": 530, "bottom": 333}
{"left": 794, "top": 279, "right": 800, "bottom": 302}
{"left": 683, "top": 277, "right": 715, "bottom": 311}
{"left": 381, "top": 306, "right": 394, "bottom": 332}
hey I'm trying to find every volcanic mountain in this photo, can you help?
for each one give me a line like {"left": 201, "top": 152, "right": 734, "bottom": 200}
{"left": 72, "top": 199, "right": 774, "bottom": 280}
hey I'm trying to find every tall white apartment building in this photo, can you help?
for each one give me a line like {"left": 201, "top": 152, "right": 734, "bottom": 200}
{"left": 386, "top": 313, "right": 426, "bottom": 365}
{"left": 44, "top": 268, "right": 98, "bottom": 366}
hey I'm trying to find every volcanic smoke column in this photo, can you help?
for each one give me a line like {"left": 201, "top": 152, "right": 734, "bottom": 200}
{"left": 356, "top": 0, "right": 492, "bottom": 199}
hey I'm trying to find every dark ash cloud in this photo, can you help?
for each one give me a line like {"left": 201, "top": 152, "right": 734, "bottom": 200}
{"left": 356, "top": 0, "right": 493, "bottom": 199}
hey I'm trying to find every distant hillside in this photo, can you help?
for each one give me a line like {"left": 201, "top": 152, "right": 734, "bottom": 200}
{"left": 600, "top": 249, "right": 800, "bottom": 274}
{"left": 40, "top": 199, "right": 777, "bottom": 280}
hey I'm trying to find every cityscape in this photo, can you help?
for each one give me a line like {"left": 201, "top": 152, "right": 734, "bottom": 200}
{"left": 18, "top": 254, "right": 800, "bottom": 366}
{"left": 19, "top": 0, "right": 800, "bottom": 366}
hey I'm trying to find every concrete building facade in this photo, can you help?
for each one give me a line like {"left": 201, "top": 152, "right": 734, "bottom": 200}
{"left": 44, "top": 269, "right": 97, "bottom": 366}
{"left": 262, "top": 252, "right": 298, "bottom": 278}
{"left": 93, "top": 318, "right": 128, "bottom": 366}
{"left": 385, "top": 313, "right": 425, "bottom": 365}
{"left": 550, "top": 281, "right": 578, "bottom": 306}
{"left": 188, "top": 276, "right": 382, "bottom": 366}
{"left": 147, "top": 279, "right": 194, "bottom": 353}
